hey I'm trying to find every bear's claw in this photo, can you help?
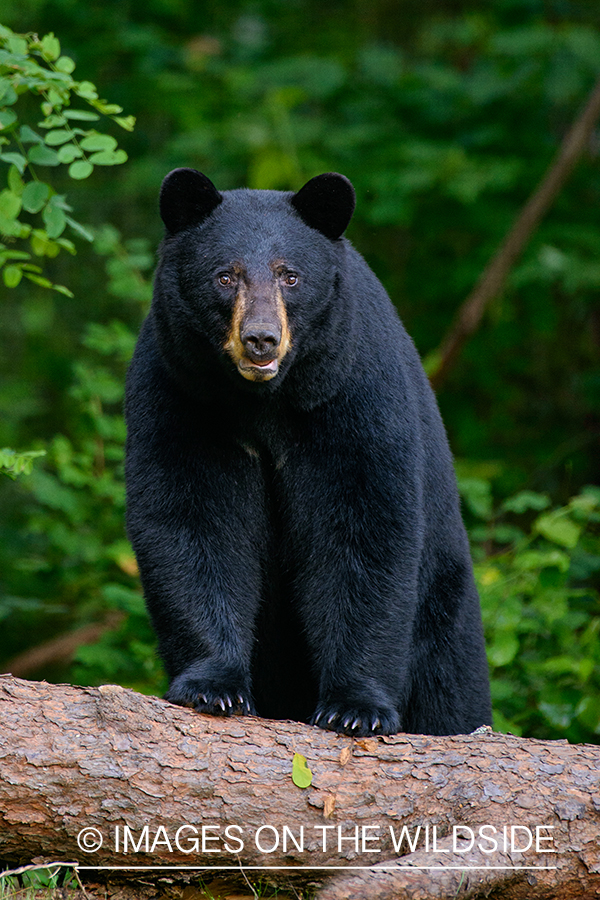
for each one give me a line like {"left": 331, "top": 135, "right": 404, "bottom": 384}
{"left": 194, "top": 690, "right": 252, "bottom": 716}
{"left": 165, "top": 673, "right": 255, "bottom": 717}
{"left": 311, "top": 703, "right": 399, "bottom": 737}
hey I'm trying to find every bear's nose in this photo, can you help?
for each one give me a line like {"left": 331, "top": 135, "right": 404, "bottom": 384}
{"left": 241, "top": 323, "right": 280, "bottom": 361}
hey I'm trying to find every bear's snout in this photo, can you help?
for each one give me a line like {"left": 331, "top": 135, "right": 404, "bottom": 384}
{"left": 240, "top": 321, "right": 281, "bottom": 362}
{"left": 224, "top": 280, "right": 292, "bottom": 383}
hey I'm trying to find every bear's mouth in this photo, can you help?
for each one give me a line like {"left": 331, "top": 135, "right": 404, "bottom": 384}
{"left": 237, "top": 357, "right": 279, "bottom": 381}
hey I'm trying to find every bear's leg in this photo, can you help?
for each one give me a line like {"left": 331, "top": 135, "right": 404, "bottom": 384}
{"left": 274, "top": 423, "right": 441, "bottom": 737}
{"left": 127, "top": 445, "right": 268, "bottom": 717}
{"left": 402, "top": 564, "right": 492, "bottom": 735}
{"left": 281, "top": 476, "right": 418, "bottom": 737}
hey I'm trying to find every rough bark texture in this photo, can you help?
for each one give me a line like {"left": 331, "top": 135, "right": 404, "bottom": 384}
{"left": 1, "top": 675, "right": 599, "bottom": 899}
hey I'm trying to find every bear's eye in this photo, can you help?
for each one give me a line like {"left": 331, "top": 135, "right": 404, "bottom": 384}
{"left": 218, "top": 273, "right": 233, "bottom": 286}
{"left": 283, "top": 273, "right": 298, "bottom": 287}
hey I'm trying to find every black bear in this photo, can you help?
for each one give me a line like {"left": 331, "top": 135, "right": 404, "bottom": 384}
{"left": 125, "top": 168, "right": 491, "bottom": 737}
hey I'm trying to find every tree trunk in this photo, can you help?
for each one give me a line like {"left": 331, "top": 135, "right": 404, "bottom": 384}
{"left": 1, "top": 675, "right": 599, "bottom": 899}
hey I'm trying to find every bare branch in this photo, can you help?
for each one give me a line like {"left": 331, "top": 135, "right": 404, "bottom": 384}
{"left": 1, "top": 612, "right": 123, "bottom": 677}
{"left": 429, "top": 76, "right": 600, "bottom": 391}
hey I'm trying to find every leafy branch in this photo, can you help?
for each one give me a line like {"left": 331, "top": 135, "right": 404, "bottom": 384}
{"left": 0, "top": 24, "right": 134, "bottom": 296}
{"left": 0, "top": 447, "right": 46, "bottom": 478}
{"left": 0, "top": 24, "right": 135, "bottom": 479}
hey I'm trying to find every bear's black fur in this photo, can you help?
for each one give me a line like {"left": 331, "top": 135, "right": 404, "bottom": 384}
{"left": 125, "top": 168, "right": 492, "bottom": 737}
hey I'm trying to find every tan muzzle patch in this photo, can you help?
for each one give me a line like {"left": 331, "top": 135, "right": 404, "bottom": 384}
{"left": 224, "top": 283, "right": 291, "bottom": 382}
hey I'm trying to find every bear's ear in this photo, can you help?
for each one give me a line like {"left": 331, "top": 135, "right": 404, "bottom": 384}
{"left": 160, "top": 168, "right": 222, "bottom": 233}
{"left": 291, "top": 173, "right": 355, "bottom": 240}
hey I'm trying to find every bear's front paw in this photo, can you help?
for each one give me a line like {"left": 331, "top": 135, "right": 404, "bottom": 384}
{"left": 311, "top": 702, "right": 400, "bottom": 737}
{"left": 194, "top": 687, "right": 255, "bottom": 717}
{"left": 166, "top": 670, "right": 256, "bottom": 717}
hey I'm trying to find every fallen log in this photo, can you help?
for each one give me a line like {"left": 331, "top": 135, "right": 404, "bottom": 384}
{"left": 0, "top": 675, "right": 599, "bottom": 899}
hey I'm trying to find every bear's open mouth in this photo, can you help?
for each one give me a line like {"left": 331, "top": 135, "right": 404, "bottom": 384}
{"left": 237, "top": 357, "right": 279, "bottom": 381}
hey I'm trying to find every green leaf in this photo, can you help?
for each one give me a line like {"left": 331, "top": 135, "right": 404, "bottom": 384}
{"left": 114, "top": 115, "right": 136, "bottom": 132}
{"left": 79, "top": 133, "right": 118, "bottom": 152}
{"left": 5, "top": 35, "right": 27, "bottom": 56}
{"left": 576, "top": 697, "right": 600, "bottom": 735}
{"left": 457, "top": 475, "right": 493, "bottom": 520}
{"left": 0, "top": 218, "right": 23, "bottom": 238}
{"left": 37, "top": 116, "right": 67, "bottom": 130}
{"left": 0, "top": 189, "right": 22, "bottom": 220}
{"left": 55, "top": 56, "right": 76, "bottom": 74}
{"left": 291, "top": 752, "right": 312, "bottom": 788}
{"left": 1, "top": 153, "right": 27, "bottom": 175}
{"left": 581, "top": 485, "right": 600, "bottom": 505}
{"left": 569, "top": 490, "right": 600, "bottom": 516}
{"left": 75, "top": 81, "right": 98, "bottom": 100}
{"left": 48, "top": 86, "right": 68, "bottom": 108}
{"left": 0, "top": 250, "right": 30, "bottom": 262}
{"left": 88, "top": 149, "right": 127, "bottom": 166}
{"left": 65, "top": 215, "right": 94, "bottom": 242}
{"left": 68, "top": 160, "right": 93, "bottom": 180}
{"left": 8, "top": 165, "right": 25, "bottom": 193}
{"left": 514, "top": 549, "right": 570, "bottom": 573}
{"left": 535, "top": 512, "right": 581, "bottom": 550}
{"left": 57, "top": 144, "right": 82, "bottom": 164}
{"left": 21, "top": 181, "right": 51, "bottom": 213}
{"left": 488, "top": 632, "right": 519, "bottom": 667}
{"left": 538, "top": 701, "right": 575, "bottom": 730}
{"left": 63, "top": 110, "right": 100, "bottom": 122}
{"left": 44, "top": 129, "right": 73, "bottom": 146}
{"left": 40, "top": 33, "right": 61, "bottom": 61}
{"left": 19, "top": 125, "right": 44, "bottom": 144}
{"left": 0, "top": 109, "right": 17, "bottom": 129}
{"left": 0, "top": 81, "right": 18, "bottom": 107}
{"left": 501, "top": 491, "right": 551, "bottom": 514}
{"left": 52, "top": 283, "right": 74, "bottom": 297}
{"left": 28, "top": 145, "right": 61, "bottom": 167}
{"left": 43, "top": 204, "right": 67, "bottom": 239}
{"left": 30, "top": 230, "right": 60, "bottom": 257}
{"left": 24, "top": 272, "right": 54, "bottom": 289}
{"left": 55, "top": 236, "right": 77, "bottom": 254}
{"left": 93, "top": 101, "right": 122, "bottom": 115}
{"left": 0, "top": 219, "right": 30, "bottom": 238}
{"left": 3, "top": 264, "right": 23, "bottom": 288}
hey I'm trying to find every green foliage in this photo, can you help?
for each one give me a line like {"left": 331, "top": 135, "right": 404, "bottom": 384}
{"left": 0, "top": 25, "right": 133, "bottom": 292}
{"left": 2, "top": 3, "right": 600, "bottom": 483}
{"left": 462, "top": 475, "right": 600, "bottom": 741}
{"left": 0, "top": 864, "right": 76, "bottom": 899}
{"left": 0, "top": 446, "right": 45, "bottom": 478}
{"left": 0, "top": 226, "right": 162, "bottom": 693}
{"left": 0, "top": 22, "right": 134, "bottom": 479}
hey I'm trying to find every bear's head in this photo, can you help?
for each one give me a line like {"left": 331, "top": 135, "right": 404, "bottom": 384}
{"left": 154, "top": 169, "right": 356, "bottom": 401}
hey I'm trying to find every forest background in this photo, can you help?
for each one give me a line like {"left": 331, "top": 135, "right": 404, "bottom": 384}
{"left": 1, "top": 0, "right": 600, "bottom": 745}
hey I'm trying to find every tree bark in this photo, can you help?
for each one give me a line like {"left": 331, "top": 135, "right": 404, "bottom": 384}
{"left": 428, "top": 75, "right": 600, "bottom": 391}
{"left": 0, "top": 675, "right": 599, "bottom": 899}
